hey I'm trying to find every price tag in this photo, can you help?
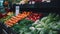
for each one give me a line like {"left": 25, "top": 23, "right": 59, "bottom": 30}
{"left": 15, "top": 6, "right": 20, "bottom": 16}
{"left": 42, "top": 0, "right": 51, "bottom": 2}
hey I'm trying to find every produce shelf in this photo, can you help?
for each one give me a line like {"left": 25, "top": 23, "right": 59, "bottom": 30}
{"left": 0, "top": 22, "right": 16, "bottom": 34}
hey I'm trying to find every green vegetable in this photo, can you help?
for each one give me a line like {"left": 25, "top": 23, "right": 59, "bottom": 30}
{"left": 39, "top": 29, "right": 45, "bottom": 34}
{"left": 12, "top": 19, "right": 34, "bottom": 34}
{"left": 40, "top": 17, "right": 48, "bottom": 23}
{"left": 49, "top": 30, "right": 53, "bottom": 34}
{"left": 18, "top": 19, "right": 33, "bottom": 27}
{"left": 30, "top": 13, "right": 60, "bottom": 34}
{"left": 35, "top": 24, "right": 43, "bottom": 28}
{"left": 11, "top": 13, "right": 60, "bottom": 34}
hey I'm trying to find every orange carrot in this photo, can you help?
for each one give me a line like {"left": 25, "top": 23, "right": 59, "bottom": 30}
{"left": 10, "top": 18, "right": 15, "bottom": 21}
{"left": 6, "top": 23, "right": 13, "bottom": 27}
{"left": 5, "top": 12, "right": 31, "bottom": 27}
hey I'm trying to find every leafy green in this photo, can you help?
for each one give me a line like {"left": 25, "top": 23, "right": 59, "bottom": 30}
{"left": 30, "top": 13, "right": 60, "bottom": 34}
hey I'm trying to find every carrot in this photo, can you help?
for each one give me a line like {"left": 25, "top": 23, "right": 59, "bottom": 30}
{"left": 19, "top": 16, "right": 24, "bottom": 18}
{"left": 12, "top": 16, "right": 16, "bottom": 18}
{"left": 15, "top": 17, "right": 19, "bottom": 19}
{"left": 12, "top": 17, "right": 17, "bottom": 19}
{"left": 16, "top": 15, "right": 25, "bottom": 18}
{"left": 5, "top": 20, "right": 11, "bottom": 24}
{"left": 16, "top": 16, "right": 21, "bottom": 18}
{"left": 6, "top": 23, "right": 13, "bottom": 27}
{"left": 15, "top": 20, "right": 18, "bottom": 22}
{"left": 17, "top": 14, "right": 22, "bottom": 16}
{"left": 8, "top": 20, "right": 13, "bottom": 22}
{"left": 11, "top": 21, "right": 17, "bottom": 24}
{"left": 8, "top": 20, "right": 16, "bottom": 24}
{"left": 17, "top": 17, "right": 22, "bottom": 19}
{"left": 10, "top": 18, "right": 15, "bottom": 21}
{"left": 5, "top": 12, "right": 31, "bottom": 27}
{"left": 8, "top": 23, "right": 13, "bottom": 26}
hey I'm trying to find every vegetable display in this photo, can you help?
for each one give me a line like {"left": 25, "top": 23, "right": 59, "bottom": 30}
{"left": 11, "top": 13, "right": 60, "bottom": 34}
{"left": 30, "top": 13, "right": 60, "bottom": 34}
{"left": 5, "top": 12, "right": 31, "bottom": 27}
{"left": 1, "top": 11, "right": 60, "bottom": 34}
{"left": 11, "top": 12, "right": 43, "bottom": 34}
{"left": 26, "top": 13, "right": 43, "bottom": 21}
{"left": 0, "top": 12, "right": 14, "bottom": 23}
{"left": 12, "top": 19, "right": 34, "bottom": 34}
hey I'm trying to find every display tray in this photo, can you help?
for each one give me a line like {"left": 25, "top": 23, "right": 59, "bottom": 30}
{"left": 0, "top": 22, "right": 16, "bottom": 34}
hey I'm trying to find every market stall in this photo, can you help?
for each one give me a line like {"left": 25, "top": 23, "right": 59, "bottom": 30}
{"left": 0, "top": 0, "right": 60, "bottom": 34}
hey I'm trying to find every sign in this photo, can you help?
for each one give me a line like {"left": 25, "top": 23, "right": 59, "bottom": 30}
{"left": 42, "top": 0, "right": 51, "bottom": 2}
{"left": 15, "top": 6, "right": 20, "bottom": 16}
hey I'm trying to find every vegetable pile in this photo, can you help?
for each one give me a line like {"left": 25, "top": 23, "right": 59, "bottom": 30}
{"left": 26, "top": 13, "right": 43, "bottom": 21}
{"left": 5, "top": 12, "right": 31, "bottom": 27}
{"left": 29, "top": 13, "right": 60, "bottom": 34}
{"left": 12, "top": 19, "right": 34, "bottom": 34}
{"left": 11, "top": 12, "right": 43, "bottom": 34}
{"left": 0, "top": 12, "right": 14, "bottom": 23}
{"left": 11, "top": 13, "right": 60, "bottom": 34}
{"left": 1, "top": 11, "right": 60, "bottom": 34}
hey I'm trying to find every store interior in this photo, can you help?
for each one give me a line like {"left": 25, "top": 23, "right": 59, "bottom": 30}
{"left": 0, "top": 0, "right": 60, "bottom": 34}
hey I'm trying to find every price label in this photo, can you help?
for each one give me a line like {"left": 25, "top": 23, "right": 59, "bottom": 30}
{"left": 15, "top": 6, "right": 20, "bottom": 16}
{"left": 42, "top": 0, "right": 51, "bottom": 2}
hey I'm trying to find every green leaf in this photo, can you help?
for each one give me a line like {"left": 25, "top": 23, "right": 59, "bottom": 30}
{"left": 39, "top": 30, "right": 45, "bottom": 34}
{"left": 40, "top": 17, "right": 48, "bottom": 22}
{"left": 49, "top": 30, "right": 53, "bottom": 34}
{"left": 35, "top": 24, "right": 43, "bottom": 28}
